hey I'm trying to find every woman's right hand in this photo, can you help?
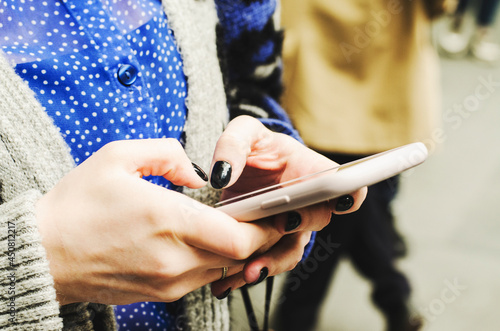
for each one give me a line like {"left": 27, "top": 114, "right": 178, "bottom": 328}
{"left": 35, "top": 139, "right": 281, "bottom": 306}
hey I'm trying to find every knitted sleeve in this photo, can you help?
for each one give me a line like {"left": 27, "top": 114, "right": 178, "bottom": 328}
{"left": 0, "top": 53, "right": 115, "bottom": 330}
{"left": 0, "top": 191, "right": 64, "bottom": 330}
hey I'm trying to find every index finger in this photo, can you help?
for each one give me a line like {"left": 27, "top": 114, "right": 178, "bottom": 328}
{"left": 170, "top": 195, "right": 282, "bottom": 260}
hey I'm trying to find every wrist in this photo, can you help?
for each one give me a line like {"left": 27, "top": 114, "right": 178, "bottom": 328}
{"left": 35, "top": 193, "right": 72, "bottom": 306}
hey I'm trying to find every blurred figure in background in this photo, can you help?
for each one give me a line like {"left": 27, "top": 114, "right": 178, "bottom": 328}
{"left": 438, "top": 0, "right": 500, "bottom": 62}
{"left": 274, "top": 0, "right": 445, "bottom": 330}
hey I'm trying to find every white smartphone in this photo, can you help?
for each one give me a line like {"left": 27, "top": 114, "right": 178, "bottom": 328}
{"left": 215, "top": 142, "right": 428, "bottom": 221}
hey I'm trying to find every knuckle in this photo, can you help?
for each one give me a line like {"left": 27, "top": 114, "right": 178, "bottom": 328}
{"left": 306, "top": 206, "right": 332, "bottom": 231}
{"left": 156, "top": 138, "right": 184, "bottom": 164}
{"left": 289, "top": 260, "right": 300, "bottom": 272}
{"left": 229, "top": 234, "right": 254, "bottom": 260}
{"left": 158, "top": 288, "right": 185, "bottom": 303}
{"left": 286, "top": 253, "right": 302, "bottom": 272}
{"left": 162, "top": 137, "right": 183, "bottom": 152}
{"left": 220, "top": 132, "right": 250, "bottom": 155}
{"left": 148, "top": 257, "right": 183, "bottom": 280}
{"left": 293, "top": 249, "right": 304, "bottom": 267}
{"left": 300, "top": 231, "right": 313, "bottom": 246}
{"left": 319, "top": 213, "right": 331, "bottom": 229}
{"left": 231, "top": 244, "right": 252, "bottom": 260}
{"left": 159, "top": 262, "right": 185, "bottom": 280}
{"left": 157, "top": 266, "right": 180, "bottom": 280}
{"left": 99, "top": 140, "right": 125, "bottom": 159}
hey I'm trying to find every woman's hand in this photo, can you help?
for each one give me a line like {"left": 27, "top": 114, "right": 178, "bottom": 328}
{"left": 208, "top": 116, "right": 367, "bottom": 296}
{"left": 36, "top": 139, "right": 282, "bottom": 305}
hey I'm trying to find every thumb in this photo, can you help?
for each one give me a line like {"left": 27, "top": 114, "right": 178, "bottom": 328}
{"left": 102, "top": 138, "right": 208, "bottom": 188}
{"left": 209, "top": 116, "right": 271, "bottom": 189}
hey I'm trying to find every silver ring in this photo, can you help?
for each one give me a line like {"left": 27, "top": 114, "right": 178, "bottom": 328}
{"left": 220, "top": 266, "right": 228, "bottom": 280}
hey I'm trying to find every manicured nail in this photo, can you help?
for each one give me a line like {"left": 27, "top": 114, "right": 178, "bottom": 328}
{"left": 210, "top": 161, "right": 232, "bottom": 189}
{"left": 285, "top": 211, "right": 302, "bottom": 232}
{"left": 250, "top": 267, "right": 268, "bottom": 286}
{"left": 192, "top": 162, "right": 208, "bottom": 181}
{"left": 217, "top": 287, "right": 232, "bottom": 300}
{"left": 336, "top": 195, "right": 354, "bottom": 212}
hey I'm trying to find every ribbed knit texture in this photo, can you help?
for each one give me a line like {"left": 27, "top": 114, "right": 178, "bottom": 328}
{"left": 0, "top": 191, "right": 63, "bottom": 330}
{"left": 0, "top": 0, "right": 228, "bottom": 329}
{"left": 0, "top": 47, "right": 72, "bottom": 329}
{"left": 162, "top": 0, "right": 230, "bottom": 330}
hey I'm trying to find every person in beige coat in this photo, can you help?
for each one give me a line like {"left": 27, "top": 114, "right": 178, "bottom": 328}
{"left": 281, "top": 0, "right": 441, "bottom": 154}
{"left": 275, "top": 0, "right": 444, "bottom": 330}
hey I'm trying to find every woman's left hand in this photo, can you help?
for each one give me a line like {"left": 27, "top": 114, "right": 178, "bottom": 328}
{"left": 209, "top": 116, "right": 367, "bottom": 297}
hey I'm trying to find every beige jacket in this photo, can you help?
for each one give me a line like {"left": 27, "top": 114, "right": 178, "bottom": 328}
{"left": 281, "top": 0, "right": 441, "bottom": 154}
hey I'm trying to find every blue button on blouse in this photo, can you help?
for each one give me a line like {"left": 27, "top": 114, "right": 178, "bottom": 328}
{"left": 1, "top": 0, "right": 188, "bottom": 330}
{"left": 117, "top": 64, "right": 139, "bottom": 86}
{"left": 0, "top": 0, "right": 187, "bottom": 172}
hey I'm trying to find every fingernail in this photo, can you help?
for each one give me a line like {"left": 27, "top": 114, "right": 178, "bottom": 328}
{"left": 250, "top": 267, "right": 268, "bottom": 285}
{"left": 210, "top": 161, "right": 232, "bottom": 189}
{"left": 285, "top": 211, "right": 302, "bottom": 232}
{"left": 192, "top": 162, "right": 208, "bottom": 181}
{"left": 336, "top": 195, "right": 354, "bottom": 212}
{"left": 216, "top": 287, "right": 232, "bottom": 300}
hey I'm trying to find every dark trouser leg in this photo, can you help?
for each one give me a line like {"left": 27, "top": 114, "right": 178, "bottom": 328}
{"left": 275, "top": 214, "right": 353, "bottom": 331}
{"left": 345, "top": 178, "right": 411, "bottom": 316}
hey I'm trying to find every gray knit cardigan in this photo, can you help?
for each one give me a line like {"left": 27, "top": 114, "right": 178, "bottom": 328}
{"left": 0, "top": 0, "right": 229, "bottom": 330}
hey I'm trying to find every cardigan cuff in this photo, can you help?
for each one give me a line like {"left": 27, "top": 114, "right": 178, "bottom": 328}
{"left": 0, "top": 190, "right": 63, "bottom": 330}
{"left": 59, "top": 303, "right": 116, "bottom": 331}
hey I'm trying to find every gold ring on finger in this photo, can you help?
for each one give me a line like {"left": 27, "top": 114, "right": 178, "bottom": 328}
{"left": 220, "top": 266, "right": 228, "bottom": 280}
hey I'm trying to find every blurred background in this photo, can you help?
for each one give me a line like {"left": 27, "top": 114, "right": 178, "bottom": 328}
{"left": 230, "top": 1, "right": 500, "bottom": 330}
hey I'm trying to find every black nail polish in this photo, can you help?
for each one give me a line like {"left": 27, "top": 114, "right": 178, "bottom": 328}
{"left": 336, "top": 195, "right": 354, "bottom": 212}
{"left": 250, "top": 267, "right": 268, "bottom": 286}
{"left": 210, "top": 161, "right": 232, "bottom": 189}
{"left": 217, "top": 287, "right": 232, "bottom": 300}
{"left": 285, "top": 211, "right": 302, "bottom": 232}
{"left": 192, "top": 162, "right": 208, "bottom": 181}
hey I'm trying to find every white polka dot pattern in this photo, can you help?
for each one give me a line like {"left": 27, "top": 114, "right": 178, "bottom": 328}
{"left": 0, "top": 0, "right": 187, "bottom": 330}
{"left": 114, "top": 301, "right": 180, "bottom": 331}
{"left": 0, "top": 0, "right": 187, "bottom": 173}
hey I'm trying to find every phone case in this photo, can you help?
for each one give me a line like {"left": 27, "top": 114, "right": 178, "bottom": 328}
{"left": 215, "top": 142, "right": 428, "bottom": 221}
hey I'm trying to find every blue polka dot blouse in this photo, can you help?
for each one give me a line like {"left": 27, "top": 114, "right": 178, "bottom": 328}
{"left": 1, "top": 0, "right": 188, "bottom": 330}
{"left": 0, "top": 0, "right": 187, "bottom": 173}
